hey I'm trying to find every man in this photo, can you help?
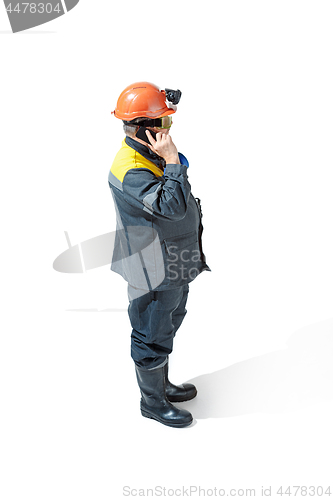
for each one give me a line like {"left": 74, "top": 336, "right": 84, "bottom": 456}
{"left": 108, "top": 82, "right": 210, "bottom": 427}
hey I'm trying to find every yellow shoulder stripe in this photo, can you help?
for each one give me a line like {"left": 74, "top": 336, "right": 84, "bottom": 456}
{"left": 111, "top": 139, "right": 164, "bottom": 183}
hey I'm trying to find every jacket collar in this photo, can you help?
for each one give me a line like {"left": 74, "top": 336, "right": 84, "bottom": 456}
{"left": 125, "top": 136, "right": 166, "bottom": 171}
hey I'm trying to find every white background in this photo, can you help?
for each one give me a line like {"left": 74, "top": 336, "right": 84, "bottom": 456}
{"left": 1, "top": 1, "right": 333, "bottom": 499}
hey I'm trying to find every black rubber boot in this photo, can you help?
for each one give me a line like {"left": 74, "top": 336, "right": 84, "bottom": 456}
{"left": 135, "top": 364, "right": 193, "bottom": 428}
{"left": 164, "top": 360, "right": 197, "bottom": 403}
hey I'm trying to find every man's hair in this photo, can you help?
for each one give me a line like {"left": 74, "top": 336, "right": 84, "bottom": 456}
{"left": 123, "top": 122, "right": 137, "bottom": 137}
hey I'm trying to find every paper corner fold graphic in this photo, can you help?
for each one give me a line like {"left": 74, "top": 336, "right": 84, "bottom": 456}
{"left": 64, "top": 0, "right": 80, "bottom": 12}
{"left": 3, "top": 0, "right": 80, "bottom": 33}
{"left": 53, "top": 228, "right": 166, "bottom": 293}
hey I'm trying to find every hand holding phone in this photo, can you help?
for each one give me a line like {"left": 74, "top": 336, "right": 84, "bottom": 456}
{"left": 145, "top": 130, "right": 180, "bottom": 165}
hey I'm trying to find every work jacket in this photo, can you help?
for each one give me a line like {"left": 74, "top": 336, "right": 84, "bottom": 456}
{"left": 108, "top": 136, "right": 210, "bottom": 291}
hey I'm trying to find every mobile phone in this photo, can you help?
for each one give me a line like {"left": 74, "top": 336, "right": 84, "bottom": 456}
{"left": 136, "top": 127, "right": 157, "bottom": 144}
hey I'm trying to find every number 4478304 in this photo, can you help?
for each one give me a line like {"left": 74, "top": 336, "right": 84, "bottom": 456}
{"left": 6, "top": 3, "right": 61, "bottom": 14}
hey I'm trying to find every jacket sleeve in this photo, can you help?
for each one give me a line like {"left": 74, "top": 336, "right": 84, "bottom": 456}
{"left": 121, "top": 163, "right": 191, "bottom": 221}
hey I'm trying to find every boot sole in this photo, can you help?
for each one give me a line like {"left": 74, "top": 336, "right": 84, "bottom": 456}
{"left": 140, "top": 408, "right": 193, "bottom": 428}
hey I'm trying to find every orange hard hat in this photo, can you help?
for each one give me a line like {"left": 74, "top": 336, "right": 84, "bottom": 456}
{"left": 112, "top": 82, "right": 177, "bottom": 121}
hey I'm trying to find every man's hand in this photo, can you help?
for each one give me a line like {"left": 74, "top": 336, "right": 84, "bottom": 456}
{"left": 145, "top": 130, "right": 180, "bottom": 164}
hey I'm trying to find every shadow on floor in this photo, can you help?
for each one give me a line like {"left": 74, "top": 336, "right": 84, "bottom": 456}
{"left": 179, "top": 317, "right": 333, "bottom": 418}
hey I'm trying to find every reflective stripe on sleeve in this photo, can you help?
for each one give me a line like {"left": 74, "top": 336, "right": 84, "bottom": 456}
{"left": 142, "top": 185, "right": 162, "bottom": 212}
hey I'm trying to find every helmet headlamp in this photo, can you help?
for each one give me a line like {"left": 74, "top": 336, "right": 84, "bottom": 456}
{"left": 165, "top": 88, "right": 182, "bottom": 105}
